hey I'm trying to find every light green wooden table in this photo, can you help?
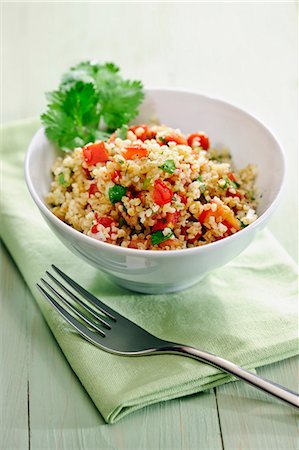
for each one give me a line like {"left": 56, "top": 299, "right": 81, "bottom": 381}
{"left": 1, "top": 244, "right": 298, "bottom": 449}
{"left": 1, "top": 2, "right": 298, "bottom": 449}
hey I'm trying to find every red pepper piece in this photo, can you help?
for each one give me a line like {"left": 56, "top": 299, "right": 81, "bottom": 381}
{"left": 179, "top": 194, "right": 187, "bottom": 205}
{"left": 83, "top": 142, "right": 109, "bottom": 165}
{"left": 124, "top": 145, "right": 148, "bottom": 160}
{"left": 187, "top": 133, "right": 210, "bottom": 150}
{"left": 159, "top": 133, "right": 187, "bottom": 146}
{"left": 111, "top": 170, "right": 121, "bottom": 183}
{"left": 152, "top": 179, "right": 173, "bottom": 206}
{"left": 88, "top": 183, "right": 99, "bottom": 197}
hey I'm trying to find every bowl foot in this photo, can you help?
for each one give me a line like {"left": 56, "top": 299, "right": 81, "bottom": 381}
{"left": 108, "top": 275, "right": 205, "bottom": 294}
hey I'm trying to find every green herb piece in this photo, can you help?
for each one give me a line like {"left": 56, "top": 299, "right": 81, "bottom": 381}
{"left": 151, "top": 230, "right": 174, "bottom": 245}
{"left": 116, "top": 124, "right": 129, "bottom": 140}
{"left": 239, "top": 220, "right": 248, "bottom": 229}
{"left": 41, "top": 61, "right": 144, "bottom": 152}
{"left": 108, "top": 185, "right": 127, "bottom": 204}
{"left": 58, "top": 172, "right": 70, "bottom": 187}
{"left": 119, "top": 217, "right": 127, "bottom": 227}
{"left": 159, "top": 159, "right": 176, "bottom": 174}
{"left": 197, "top": 174, "right": 203, "bottom": 182}
{"left": 199, "top": 183, "right": 206, "bottom": 193}
{"left": 246, "top": 190, "right": 255, "bottom": 201}
{"left": 222, "top": 176, "right": 241, "bottom": 189}
{"left": 143, "top": 178, "right": 151, "bottom": 189}
{"left": 230, "top": 179, "right": 240, "bottom": 188}
{"left": 222, "top": 178, "right": 229, "bottom": 189}
{"left": 158, "top": 136, "right": 167, "bottom": 144}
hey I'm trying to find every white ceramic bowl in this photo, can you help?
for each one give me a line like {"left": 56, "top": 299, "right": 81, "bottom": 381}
{"left": 25, "top": 88, "right": 285, "bottom": 294}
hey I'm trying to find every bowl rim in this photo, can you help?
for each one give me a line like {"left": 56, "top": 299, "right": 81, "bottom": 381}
{"left": 24, "top": 87, "right": 286, "bottom": 258}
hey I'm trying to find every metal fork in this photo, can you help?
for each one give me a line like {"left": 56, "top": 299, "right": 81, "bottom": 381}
{"left": 37, "top": 265, "right": 299, "bottom": 409}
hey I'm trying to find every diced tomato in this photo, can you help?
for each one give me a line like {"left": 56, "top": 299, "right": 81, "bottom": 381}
{"left": 128, "top": 241, "right": 139, "bottom": 249}
{"left": 227, "top": 172, "right": 236, "bottom": 182}
{"left": 159, "top": 133, "right": 188, "bottom": 146}
{"left": 226, "top": 189, "right": 243, "bottom": 199}
{"left": 83, "top": 167, "right": 92, "bottom": 179}
{"left": 152, "top": 211, "right": 180, "bottom": 231}
{"left": 222, "top": 219, "right": 233, "bottom": 232}
{"left": 136, "top": 191, "right": 147, "bottom": 203}
{"left": 187, "top": 133, "right": 210, "bottom": 150}
{"left": 111, "top": 170, "right": 121, "bottom": 183}
{"left": 124, "top": 145, "right": 148, "bottom": 160}
{"left": 129, "top": 125, "right": 148, "bottom": 141}
{"left": 83, "top": 142, "right": 109, "bottom": 165}
{"left": 152, "top": 217, "right": 169, "bottom": 232}
{"left": 91, "top": 216, "right": 114, "bottom": 234}
{"left": 158, "top": 239, "right": 174, "bottom": 248}
{"left": 98, "top": 216, "right": 114, "bottom": 228}
{"left": 199, "top": 202, "right": 240, "bottom": 231}
{"left": 88, "top": 183, "right": 99, "bottom": 197}
{"left": 108, "top": 132, "right": 117, "bottom": 143}
{"left": 91, "top": 224, "right": 99, "bottom": 234}
{"left": 153, "top": 179, "right": 173, "bottom": 206}
{"left": 187, "top": 231, "right": 202, "bottom": 244}
{"left": 129, "top": 124, "right": 157, "bottom": 141}
{"left": 128, "top": 239, "right": 146, "bottom": 249}
{"left": 167, "top": 211, "right": 180, "bottom": 226}
{"left": 181, "top": 226, "right": 188, "bottom": 240}
{"left": 179, "top": 194, "right": 187, "bottom": 204}
{"left": 199, "top": 208, "right": 211, "bottom": 224}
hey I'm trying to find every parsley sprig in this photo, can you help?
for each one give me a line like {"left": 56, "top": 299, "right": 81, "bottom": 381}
{"left": 41, "top": 61, "right": 144, "bottom": 152}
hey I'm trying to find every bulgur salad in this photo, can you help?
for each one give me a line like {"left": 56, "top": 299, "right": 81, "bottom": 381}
{"left": 46, "top": 124, "right": 258, "bottom": 250}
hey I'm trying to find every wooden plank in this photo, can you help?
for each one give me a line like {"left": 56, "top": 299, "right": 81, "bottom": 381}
{"left": 216, "top": 356, "right": 299, "bottom": 450}
{"left": 0, "top": 244, "right": 29, "bottom": 450}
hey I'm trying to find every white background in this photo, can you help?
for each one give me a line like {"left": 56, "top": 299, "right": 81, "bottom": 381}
{"left": 2, "top": 1, "right": 298, "bottom": 259}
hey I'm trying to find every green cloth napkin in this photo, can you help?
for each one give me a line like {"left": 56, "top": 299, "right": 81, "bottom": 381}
{"left": 1, "top": 119, "right": 298, "bottom": 423}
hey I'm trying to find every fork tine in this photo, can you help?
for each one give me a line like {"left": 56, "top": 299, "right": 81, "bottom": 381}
{"left": 36, "top": 284, "right": 106, "bottom": 342}
{"left": 45, "top": 271, "right": 111, "bottom": 329}
{"left": 52, "top": 265, "right": 117, "bottom": 321}
{"left": 40, "top": 279, "right": 106, "bottom": 336}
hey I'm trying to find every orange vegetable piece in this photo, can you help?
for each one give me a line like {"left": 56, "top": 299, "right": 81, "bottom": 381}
{"left": 83, "top": 142, "right": 108, "bottom": 165}
{"left": 124, "top": 145, "right": 148, "bottom": 160}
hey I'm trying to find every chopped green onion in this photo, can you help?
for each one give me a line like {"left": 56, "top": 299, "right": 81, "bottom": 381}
{"left": 108, "top": 185, "right": 127, "bottom": 204}
{"left": 199, "top": 183, "right": 206, "bottom": 193}
{"left": 230, "top": 180, "right": 240, "bottom": 189}
{"left": 151, "top": 230, "right": 174, "bottom": 245}
{"left": 143, "top": 178, "right": 151, "bottom": 189}
{"left": 159, "top": 159, "right": 176, "bottom": 174}
{"left": 197, "top": 174, "right": 203, "bottom": 182}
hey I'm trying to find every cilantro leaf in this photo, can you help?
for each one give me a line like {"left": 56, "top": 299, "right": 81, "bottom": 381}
{"left": 41, "top": 61, "right": 144, "bottom": 152}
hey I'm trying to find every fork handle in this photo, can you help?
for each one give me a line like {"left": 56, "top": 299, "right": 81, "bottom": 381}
{"left": 162, "top": 345, "right": 299, "bottom": 408}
